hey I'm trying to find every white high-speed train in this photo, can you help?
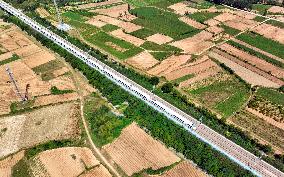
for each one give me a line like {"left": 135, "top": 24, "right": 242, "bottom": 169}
{"left": 0, "top": 0, "right": 196, "bottom": 130}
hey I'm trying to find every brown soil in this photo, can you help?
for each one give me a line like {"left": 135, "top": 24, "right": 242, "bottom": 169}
{"left": 224, "top": 18, "right": 258, "bottom": 31}
{"left": 0, "top": 151, "right": 25, "bottom": 177}
{"left": 209, "top": 50, "right": 282, "bottom": 88}
{"left": 179, "top": 17, "right": 206, "bottom": 29}
{"left": 218, "top": 43, "right": 284, "bottom": 78}
{"left": 213, "top": 12, "right": 237, "bottom": 22}
{"left": 233, "top": 11, "right": 256, "bottom": 19}
{"left": 92, "top": 4, "right": 137, "bottom": 21}
{"left": 22, "top": 50, "right": 56, "bottom": 68}
{"left": 36, "top": 8, "right": 50, "bottom": 18}
{"left": 148, "top": 161, "right": 207, "bottom": 177}
{"left": 102, "top": 122, "right": 180, "bottom": 176}
{"left": 164, "top": 56, "right": 219, "bottom": 81}
{"left": 78, "top": 0, "right": 123, "bottom": 9}
{"left": 52, "top": 67, "right": 70, "bottom": 77}
{"left": 105, "top": 41, "right": 127, "bottom": 52}
{"left": 48, "top": 75, "right": 76, "bottom": 91}
{"left": 170, "top": 31, "right": 214, "bottom": 54}
{"left": 252, "top": 23, "right": 284, "bottom": 44}
{"left": 204, "top": 19, "right": 221, "bottom": 26}
{"left": 86, "top": 18, "right": 107, "bottom": 27}
{"left": 0, "top": 52, "right": 13, "bottom": 62}
{"left": 94, "top": 15, "right": 142, "bottom": 32}
{"left": 168, "top": 2, "right": 198, "bottom": 15}
{"left": 34, "top": 92, "right": 79, "bottom": 107}
{"left": 13, "top": 44, "right": 42, "bottom": 58}
{"left": 148, "top": 55, "right": 191, "bottom": 76}
{"left": 268, "top": 6, "right": 284, "bottom": 14}
{"left": 146, "top": 33, "right": 173, "bottom": 45}
{"left": 206, "top": 26, "right": 224, "bottom": 35}
{"left": 80, "top": 165, "right": 112, "bottom": 177}
{"left": 126, "top": 51, "right": 159, "bottom": 71}
{"left": 110, "top": 29, "right": 145, "bottom": 46}
{"left": 32, "top": 147, "right": 99, "bottom": 177}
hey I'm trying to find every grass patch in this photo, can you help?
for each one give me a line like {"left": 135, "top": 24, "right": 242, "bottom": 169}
{"left": 150, "top": 51, "right": 172, "bottom": 61}
{"left": 84, "top": 93, "right": 132, "bottom": 147}
{"left": 88, "top": 31, "right": 143, "bottom": 60}
{"left": 10, "top": 100, "right": 35, "bottom": 114}
{"left": 237, "top": 32, "right": 284, "bottom": 59}
{"left": 101, "top": 24, "right": 119, "bottom": 32}
{"left": 173, "top": 74, "right": 194, "bottom": 84}
{"left": 130, "top": 7, "right": 200, "bottom": 39}
{"left": 188, "top": 12, "right": 221, "bottom": 23}
{"left": 257, "top": 87, "right": 284, "bottom": 106}
{"left": 129, "top": 28, "right": 156, "bottom": 39}
{"left": 253, "top": 16, "right": 267, "bottom": 22}
{"left": 12, "top": 158, "right": 31, "bottom": 177}
{"left": 220, "top": 24, "right": 241, "bottom": 36}
{"left": 32, "top": 60, "right": 63, "bottom": 81}
{"left": 124, "top": 0, "right": 164, "bottom": 7}
{"left": 266, "top": 19, "right": 284, "bottom": 28}
{"left": 50, "top": 86, "right": 73, "bottom": 95}
{"left": 62, "top": 11, "right": 86, "bottom": 22}
{"left": 141, "top": 41, "right": 181, "bottom": 52}
{"left": 0, "top": 54, "right": 20, "bottom": 65}
{"left": 189, "top": 79, "right": 250, "bottom": 117}
{"left": 227, "top": 40, "right": 284, "bottom": 68}
{"left": 252, "top": 4, "right": 272, "bottom": 15}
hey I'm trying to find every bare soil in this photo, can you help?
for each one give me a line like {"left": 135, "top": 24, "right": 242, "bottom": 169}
{"left": 146, "top": 33, "right": 173, "bottom": 45}
{"left": 78, "top": 0, "right": 123, "bottom": 9}
{"left": 110, "top": 29, "right": 145, "bottom": 46}
{"left": 0, "top": 151, "right": 25, "bottom": 177}
{"left": 48, "top": 75, "right": 76, "bottom": 91}
{"left": 252, "top": 23, "right": 284, "bottom": 44}
{"left": 86, "top": 18, "right": 107, "bottom": 28}
{"left": 224, "top": 18, "right": 258, "bottom": 31}
{"left": 168, "top": 2, "right": 198, "bottom": 15}
{"left": 102, "top": 122, "right": 180, "bottom": 176}
{"left": 22, "top": 50, "right": 56, "bottom": 68}
{"left": 80, "top": 165, "right": 112, "bottom": 177}
{"left": 34, "top": 92, "right": 79, "bottom": 107}
{"left": 179, "top": 17, "right": 206, "bottom": 30}
{"left": 268, "top": 6, "right": 284, "bottom": 14}
{"left": 126, "top": 51, "right": 159, "bottom": 70}
{"left": 213, "top": 12, "right": 237, "bottom": 22}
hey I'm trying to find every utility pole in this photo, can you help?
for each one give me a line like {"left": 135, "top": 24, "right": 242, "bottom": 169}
{"left": 6, "top": 67, "right": 27, "bottom": 102}
{"left": 52, "top": 0, "right": 71, "bottom": 31}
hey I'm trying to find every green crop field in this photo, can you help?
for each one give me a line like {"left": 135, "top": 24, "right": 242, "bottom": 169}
{"left": 188, "top": 79, "right": 250, "bottom": 117}
{"left": 256, "top": 88, "right": 284, "bottom": 106}
{"left": 130, "top": 7, "right": 200, "bottom": 39}
{"left": 188, "top": 12, "right": 221, "bottom": 23}
{"left": 237, "top": 32, "right": 284, "bottom": 59}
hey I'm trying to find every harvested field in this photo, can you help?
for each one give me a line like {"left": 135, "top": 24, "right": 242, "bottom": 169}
{"left": 233, "top": 11, "right": 256, "bottom": 19}
{"left": 24, "top": 103, "right": 79, "bottom": 149}
{"left": 52, "top": 66, "right": 70, "bottom": 77}
{"left": 229, "top": 110, "right": 284, "bottom": 152}
{"left": 36, "top": 7, "right": 50, "bottom": 18}
{"left": 86, "top": 18, "right": 106, "bottom": 27}
{"left": 246, "top": 108, "right": 284, "bottom": 131}
{"left": 252, "top": 23, "right": 284, "bottom": 44}
{"left": 170, "top": 31, "right": 214, "bottom": 54}
{"left": 22, "top": 50, "right": 56, "bottom": 68}
{"left": 13, "top": 44, "right": 41, "bottom": 57}
{"left": 209, "top": 51, "right": 281, "bottom": 87}
{"left": 149, "top": 161, "right": 207, "bottom": 177}
{"left": 168, "top": 2, "right": 198, "bottom": 15}
{"left": 206, "top": 26, "right": 224, "bottom": 35}
{"left": 49, "top": 75, "right": 76, "bottom": 91}
{"left": 0, "top": 115, "right": 26, "bottom": 158}
{"left": 78, "top": 0, "right": 123, "bottom": 9}
{"left": 224, "top": 18, "right": 258, "bottom": 31}
{"left": 0, "top": 101, "right": 10, "bottom": 115}
{"left": 0, "top": 103, "right": 80, "bottom": 158}
{"left": 148, "top": 55, "right": 191, "bottom": 76}
{"left": 179, "top": 17, "right": 206, "bottom": 30}
{"left": 0, "top": 151, "right": 25, "bottom": 177}
{"left": 80, "top": 165, "right": 112, "bottom": 177}
{"left": 32, "top": 147, "right": 99, "bottom": 177}
{"left": 204, "top": 18, "right": 220, "bottom": 26}
{"left": 110, "top": 29, "right": 145, "bottom": 46}
{"left": 218, "top": 43, "right": 284, "bottom": 78}
{"left": 0, "top": 34, "right": 20, "bottom": 51}
{"left": 268, "top": 6, "right": 284, "bottom": 14}
{"left": 92, "top": 4, "right": 137, "bottom": 21}
{"left": 95, "top": 15, "right": 142, "bottom": 32}
{"left": 213, "top": 12, "right": 237, "bottom": 22}
{"left": 102, "top": 122, "right": 180, "bottom": 176}
{"left": 0, "top": 52, "right": 13, "bottom": 61}
{"left": 126, "top": 51, "right": 159, "bottom": 70}
{"left": 164, "top": 56, "right": 219, "bottom": 81}
{"left": 146, "top": 33, "right": 173, "bottom": 45}
{"left": 34, "top": 92, "right": 79, "bottom": 107}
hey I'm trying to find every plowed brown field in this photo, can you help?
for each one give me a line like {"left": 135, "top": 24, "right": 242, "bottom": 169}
{"left": 146, "top": 33, "right": 173, "bottom": 45}
{"left": 126, "top": 51, "right": 159, "bottom": 70}
{"left": 110, "top": 29, "right": 145, "bottom": 46}
{"left": 252, "top": 23, "right": 284, "bottom": 44}
{"left": 80, "top": 165, "right": 112, "bottom": 177}
{"left": 103, "top": 123, "right": 180, "bottom": 176}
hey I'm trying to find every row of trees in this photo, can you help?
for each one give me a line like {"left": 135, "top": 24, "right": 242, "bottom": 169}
{"left": 2, "top": 10, "right": 284, "bottom": 174}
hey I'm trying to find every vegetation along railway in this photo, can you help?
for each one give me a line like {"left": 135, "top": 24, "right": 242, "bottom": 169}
{"left": 0, "top": 1, "right": 283, "bottom": 176}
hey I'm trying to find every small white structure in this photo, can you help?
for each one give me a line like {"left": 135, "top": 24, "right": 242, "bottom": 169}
{"left": 53, "top": 0, "right": 71, "bottom": 31}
